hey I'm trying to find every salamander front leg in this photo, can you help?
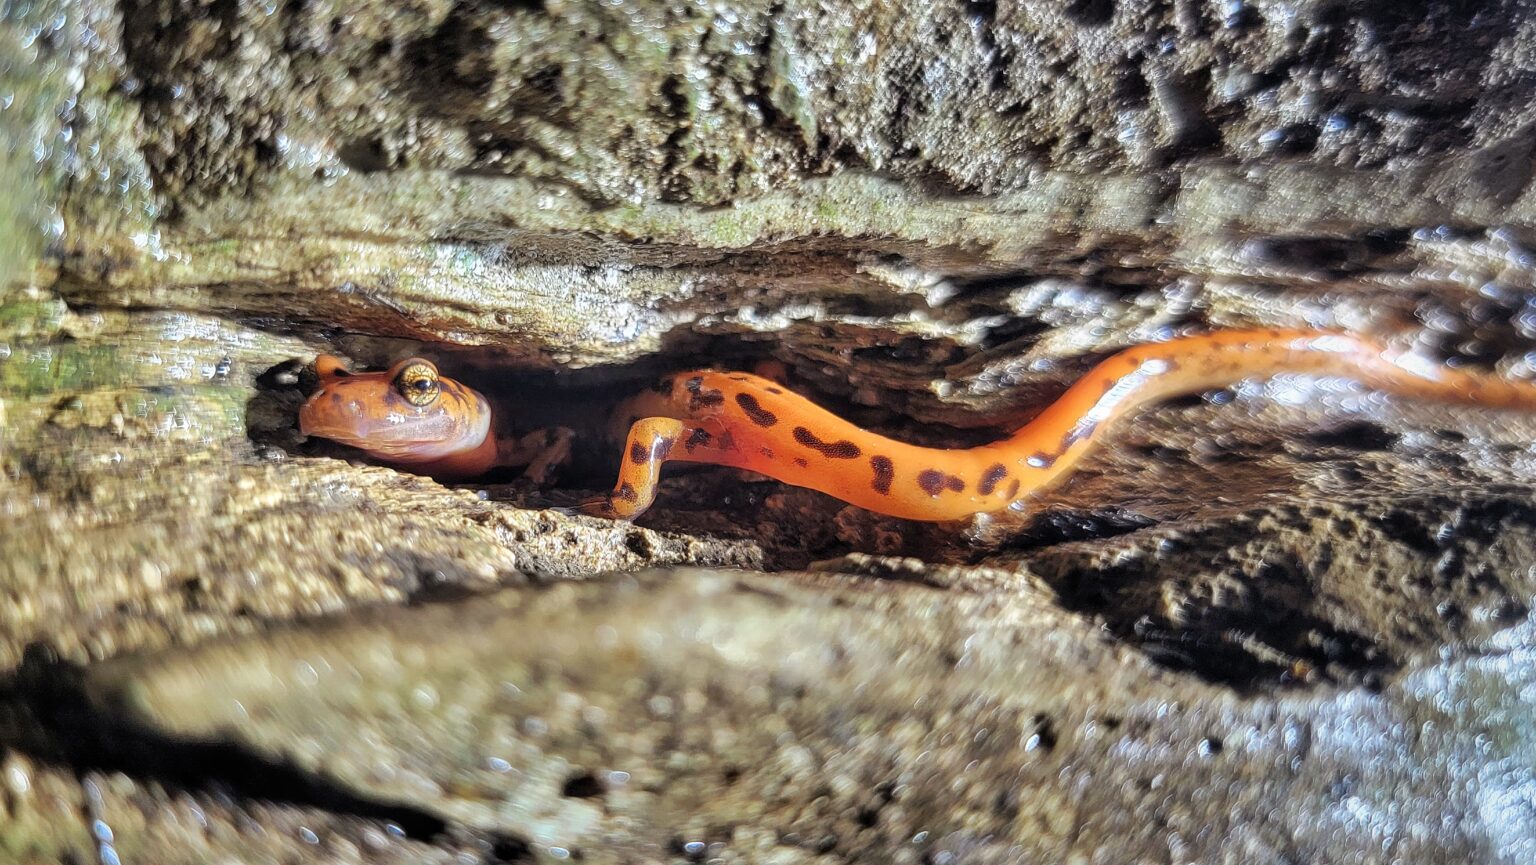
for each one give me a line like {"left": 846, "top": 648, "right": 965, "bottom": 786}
{"left": 583, "top": 417, "right": 718, "bottom": 520}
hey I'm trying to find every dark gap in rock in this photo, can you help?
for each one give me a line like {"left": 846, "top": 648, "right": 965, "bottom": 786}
{"left": 1371, "top": 506, "right": 1444, "bottom": 555}
{"left": 1034, "top": 548, "right": 1396, "bottom": 693}
{"left": 403, "top": 561, "right": 496, "bottom": 605}
{"left": 1157, "top": 68, "right": 1221, "bottom": 159}
{"left": 1065, "top": 0, "right": 1115, "bottom": 27}
{"left": 403, "top": 6, "right": 500, "bottom": 116}
{"left": 1298, "top": 421, "right": 1399, "bottom": 453}
{"left": 561, "top": 772, "right": 605, "bottom": 799}
{"left": 942, "top": 269, "right": 1045, "bottom": 299}
{"left": 335, "top": 137, "right": 393, "bottom": 173}
{"left": 488, "top": 835, "right": 535, "bottom": 862}
{"left": 1114, "top": 60, "right": 1150, "bottom": 104}
{"left": 977, "top": 316, "right": 1051, "bottom": 351}
{"left": 1363, "top": 227, "right": 1413, "bottom": 256}
{"left": 489, "top": 0, "right": 545, "bottom": 12}
{"left": 961, "top": 1, "right": 1006, "bottom": 91}
{"left": 999, "top": 507, "right": 1158, "bottom": 552}
{"left": 1242, "top": 234, "right": 1389, "bottom": 274}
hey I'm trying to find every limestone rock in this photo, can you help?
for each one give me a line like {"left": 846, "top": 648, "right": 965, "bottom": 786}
{"left": 5, "top": 0, "right": 1536, "bottom": 861}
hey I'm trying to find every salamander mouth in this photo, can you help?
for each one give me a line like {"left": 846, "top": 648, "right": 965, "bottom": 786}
{"left": 298, "top": 385, "right": 492, "bottom": 463}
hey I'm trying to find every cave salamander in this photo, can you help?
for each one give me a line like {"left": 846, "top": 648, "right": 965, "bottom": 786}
{"left": 299, "top": 329, "right": 1536, "bottom": 522}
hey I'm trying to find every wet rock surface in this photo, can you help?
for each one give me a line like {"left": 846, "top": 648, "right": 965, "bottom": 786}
{"left": 74, "top": 571, "right": 1536, "bottom": 864}
{"left": 4, "top": 0, "right": 1536, "bottom": 862}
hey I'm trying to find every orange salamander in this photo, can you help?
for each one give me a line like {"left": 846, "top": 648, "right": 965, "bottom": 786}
{"left": 298, "top": 329, "right": 1536, "bottom": 522}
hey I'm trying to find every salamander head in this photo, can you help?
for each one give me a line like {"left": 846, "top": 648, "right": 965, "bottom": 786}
{"left": 299, "top": 355, "right": 496, "bottom": 476}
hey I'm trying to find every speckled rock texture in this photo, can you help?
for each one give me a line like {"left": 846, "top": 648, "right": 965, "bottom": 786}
{"left": 5, "top": 0, "right": 1536, "bottom": 862}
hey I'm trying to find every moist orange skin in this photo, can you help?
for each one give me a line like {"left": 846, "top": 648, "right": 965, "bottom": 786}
{"left": 299, "top": 355, "right": 498, "bottom": 478}
{"left": 298, "top": 330, "right": 1536, "bottom": 522}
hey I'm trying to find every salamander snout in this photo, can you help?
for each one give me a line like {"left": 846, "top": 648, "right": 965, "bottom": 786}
{"left": 298, "top": 355, "right": 493, "bottom": 464}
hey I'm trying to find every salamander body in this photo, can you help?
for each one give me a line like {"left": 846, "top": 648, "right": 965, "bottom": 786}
{"left": 299, "top": 329, "right": 1536, "bottom": 522}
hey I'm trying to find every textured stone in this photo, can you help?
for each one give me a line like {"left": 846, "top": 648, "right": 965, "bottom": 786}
{"left": 5, "top": 0, "right": 1536, "bottom": 861}
{"left": 84, "top": 569, "right": 1536, "bottom": 864}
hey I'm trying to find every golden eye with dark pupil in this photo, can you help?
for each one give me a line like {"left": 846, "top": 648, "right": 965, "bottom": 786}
{"left": 394, "top": 363, "right": 440, "bottom": 406}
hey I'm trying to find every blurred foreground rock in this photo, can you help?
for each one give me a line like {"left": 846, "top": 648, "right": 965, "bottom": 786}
{"left": 70, "top": 569, "right": 1536, "bottom": 864}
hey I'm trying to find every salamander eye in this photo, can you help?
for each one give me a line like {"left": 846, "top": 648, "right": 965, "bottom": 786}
{"left": 393, "top": 361, "right": 440, "bottom": 407}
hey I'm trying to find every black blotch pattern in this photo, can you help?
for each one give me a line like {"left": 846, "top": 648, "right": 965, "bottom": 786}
{"left": 917, "top": 469, "right": 966, "bottom": 496}
{"left": 685, "top": 376, "right": 725, "bottom": 410}
{"left": 978, "top": 463, "right": 1008, "bottom": 495}
{"left": 685, "top": 427, "right": 713, "bottom": 451}
{"left": 870, "top": 455, "right": 895, "bottom": 494}
{"left": 616, "top": 482, "right": 638, "bottom": 502}
{"left": 735, "top": 393, "right": 778, "bottom": 427}
{"left": 629, "top": 441, "right": 649, "bottom": 465}
{"left": 792, "top": 426, "right": 861, "bottom": 459}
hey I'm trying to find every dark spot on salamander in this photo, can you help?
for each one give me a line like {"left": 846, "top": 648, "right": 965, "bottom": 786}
{"left": 616, "top": 482, "right": 638, "bottom": 502}
{"left": 870, "top": 455, "right": 894, "bottom": 494}
{"left": 685, "top": 427, "right": 712, "bottom": 451}
{"left": 759, "top": 447, "right": 775, "bottom": 459}
{"left": 767, "top": 386, "right": 784, "bottom": 394}
{"left": 792, "top": 426, "right": 861, "bottom": 459}
{"left": 793, "top": 457, "right": 808, "bottom": 468}
{"left": 1027, "top": 452, "right": 1056, "bottom": 469}
{"left": 917, "top": 469, "right": 965, "bottom": 496}
{"left": 1005, "top": 478, "right": 1021, "bottom": 499}
{"left": 330, "top": 368, "right": 351, "bottom": 377}
{"left": 630, "top": 437, "right": 672, "bottom": 464}
{"left": 729, "top": 374, "right": 750, "bottom": 382}
{"left": 735, "top": 393, "right": 778, "bottom": 427}
{"left": 685, "top": 376, "right": 725, "bottom": 410}
{"left": 978, "top": 463, "right": 1008, "bottom": 495}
